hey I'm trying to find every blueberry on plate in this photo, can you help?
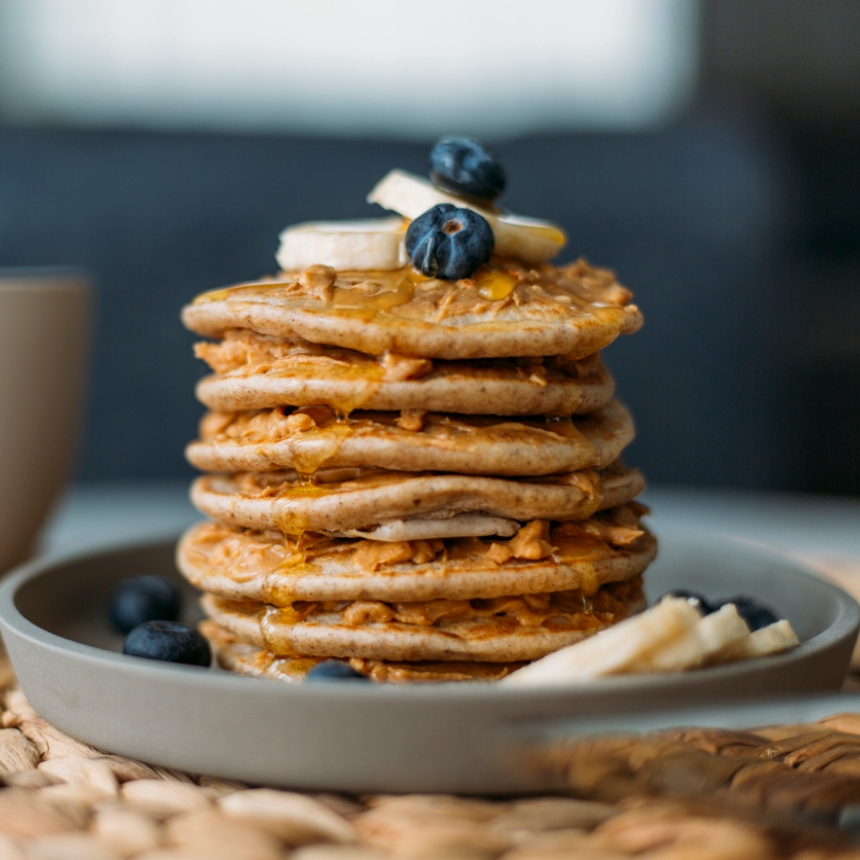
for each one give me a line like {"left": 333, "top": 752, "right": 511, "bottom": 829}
{"left": 306, "top": 660, "right": 370, "bottom": 682}
{"left": 406, "top": 203, "right": 494, "bottom": 281}
{"left": 123, "top": 621, "right": 211, "bottom": 667}
{"left": 658, "top": 590, "right": 715, "bottom": 614}
{"left": 430, "top": 138, "right": 506, "bottom": 201}
{"left": 109, "top": 574, "right": 181, "bottom": 634}
{"left": 716, "top": 596, "right": 779, "bottom": 631}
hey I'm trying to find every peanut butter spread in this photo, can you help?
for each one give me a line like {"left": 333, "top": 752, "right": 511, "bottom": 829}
{"left": 192, "top": 258, "right": 637, "bottom": 327}
{"left": 200, "top": 404, "right": 599, "bottom": 449}
{"left": 221, "top": 465, "right": 605, "bottom": 499}
{"left": 182, "top": 256, "right": 643, "bottom": 361}
{"left": 195, "top": 330, "right": 603, "bottom": 385}
{"left": 186, "top": 505, "right": 647, "bottom": 581}
{"left": 187, "top": 399, "right": 636, "bottom": 479}
{"left": 193, "top": 330, "right": 613, "bottom": 418}
{"left": 223, "top": 575, "right": 642, "bottom": 642}
{"left": 192, "top": 461, "right": 645, "bottom": 541}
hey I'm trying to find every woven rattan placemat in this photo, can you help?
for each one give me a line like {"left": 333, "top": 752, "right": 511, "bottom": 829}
{"left": 2, "top": 654, "right": 860, "bottom": 860}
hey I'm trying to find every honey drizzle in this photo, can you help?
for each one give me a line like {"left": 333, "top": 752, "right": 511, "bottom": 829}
{"left": 189, "top": 258, "right": 636, "bottom": 332}
{"left": 476, "top": 271, "right": 518, "bottom": 301}
{"left": 289, "top": 422, "right": 354, "bottom": 477}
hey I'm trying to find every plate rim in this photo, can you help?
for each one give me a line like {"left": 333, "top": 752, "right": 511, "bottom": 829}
{"left": 1, "top": 529, "right": 858, "bottom": 701}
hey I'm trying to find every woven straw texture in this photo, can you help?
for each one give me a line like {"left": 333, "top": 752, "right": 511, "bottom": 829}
{"left": 2, "top": 651, "right": 860, "bottom": 859}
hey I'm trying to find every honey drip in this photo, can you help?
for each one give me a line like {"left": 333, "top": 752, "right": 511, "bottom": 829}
{"left": 269, "top": 356, "right": 384, "bottom": 415}
{"left": 330, "top": 278, "right": 415, "bottom": 316}
{"left": 268, "top": 561, "right": 319, "bottom": 605}
{"left": 477, "top": 271, "right": 517, "bottom": 301}
{"left": 289, "top": 422, "right": 353, "bottom": 476}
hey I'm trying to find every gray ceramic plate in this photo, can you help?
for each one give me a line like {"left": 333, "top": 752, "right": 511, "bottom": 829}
{"left": 0, "top": 532, "right": 858, "bottom": 794}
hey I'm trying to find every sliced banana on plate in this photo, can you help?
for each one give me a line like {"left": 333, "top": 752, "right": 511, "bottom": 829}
{"left": 713, "top": 620, "right": 800, "bottom": 664}
{"left": 502, "top": 599, "right": 702, "bottom": 685}
{"left": 632, "top": 604, "right": 749, "bottom": 673}
{"left": 368, "top": 170, "right": 567, "bottom": 266}
{"left": 276, "top": 218, "right": 407, "bottom": 272}
{"left": 502, "top": 598, "right": 800, "bottom": 685}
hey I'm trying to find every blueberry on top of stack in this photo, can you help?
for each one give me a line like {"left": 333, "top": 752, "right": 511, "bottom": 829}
{"left": 177, "top": 138, "right": 657, "bottom": 683}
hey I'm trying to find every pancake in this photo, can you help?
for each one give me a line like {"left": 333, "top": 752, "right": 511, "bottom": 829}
{"left": 193, "top": 332, "right": 614, "bottom": 416}
{"left": 177, "top": 508, "right": 657, "bottom": 603}
{"left": 186, "top": 400, "right": 635, "bottom": 477}
{"left": 189, "top": 464, "right": 645, "bottom": 536}
{"left": 179, "top": 148, "right": 655, "bottom": 682}
{"left": 201, "top": 575, "right": 646, "bottom": 662}
{"left": 202, "top": 620, "right": 524, "bottom": 683}
{"left": 181, "top": 258, "right": 643, "bottom": 360}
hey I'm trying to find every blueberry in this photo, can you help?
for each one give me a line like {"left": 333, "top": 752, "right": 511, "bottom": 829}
{"left": 123, "top": 621, "right": 211, "bottom": 667}
{"left": 430, "top": 138, "right": 506, "bottom": 201}
{"left": 109, "top": 575, "right": 181, "bottom": 634}
{"left": 716, "top": 596, "right": 779, "bottom": 632}
{"left": 306, "top": 660, "right": 369, "bottom": 682}
{"left": 659, "top": 590, "right": 715, "bottom": 615}
{"left": 406, "top": 204, "right": 494, "bottom": 281}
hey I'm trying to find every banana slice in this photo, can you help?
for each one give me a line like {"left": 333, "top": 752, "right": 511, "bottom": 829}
{"left": 502, "top": 599, "right": 701, "bottom": 685}
{"left": 276, "top": 218, "right": 407, "bottom": 272}
{"left": 368, "top": 170, "right": 566, "bottom": 266}
{"left": 712, "top": 620, "right": 800, "bottom": 664}
{"left": 631, "top": 604, "right": 750, "bottom": 673}
{"left": 503, "top": 600, "right": 801, "bottom": 686}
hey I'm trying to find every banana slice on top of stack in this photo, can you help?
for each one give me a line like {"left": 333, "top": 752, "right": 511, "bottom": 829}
{"left": 276, "top": 167, "right": 566, "bottom": 272}
{"left": 276, "top": 218, "right": 408, "bottom": 272}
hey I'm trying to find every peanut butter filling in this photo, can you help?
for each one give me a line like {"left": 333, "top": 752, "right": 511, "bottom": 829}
{"left": 324, "top": 576, "right": 642, "bottom": 630}
{"left": 187, "top": 504, "right": 648, "bottom": 581}
{"left": 218, "top": 463, "right": 607, "bottom": 500}
{"left": 192, "top": 258, "right": 637, "bottom": 328}
{"left": 216, "top": 576, "right": 644, "bottom": 646}
{"left": 194, "top": 331, "right": 609, "bottom": 416}
{"left": 192, "top": 401, "right": 629, "bottom": 479}
{"left": 195, "top": 329, "right": 603, "bottom": 385}
{"left": 190, "top": 460, "right": 650, "bottom": 537}
{"left": 199, "top": 404, "right": 601, "bottom": 449}
{"left": 188, "top": 398, "right": 636, "bottom": 481}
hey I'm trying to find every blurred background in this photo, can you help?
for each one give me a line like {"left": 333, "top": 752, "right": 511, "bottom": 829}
{"left": 0, "top": 0, "right": 857, "bottom": 495}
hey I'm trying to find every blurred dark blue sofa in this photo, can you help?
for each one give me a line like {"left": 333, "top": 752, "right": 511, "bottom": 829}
{"left": 0, "top": 110, "right": 797, "bottom": 489}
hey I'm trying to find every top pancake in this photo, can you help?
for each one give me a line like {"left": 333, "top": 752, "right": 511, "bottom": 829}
{"left": 182, "top": 258, "right": 643, "bottom": 360}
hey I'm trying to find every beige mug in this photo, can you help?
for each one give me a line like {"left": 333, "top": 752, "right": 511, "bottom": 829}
{"left": 0, "top": 269, "right": 91, "bottom": 574}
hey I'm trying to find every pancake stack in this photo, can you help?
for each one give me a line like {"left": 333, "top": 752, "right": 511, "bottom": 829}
{"left": 177, "top": 149, "right": 657, "bottom": 683}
